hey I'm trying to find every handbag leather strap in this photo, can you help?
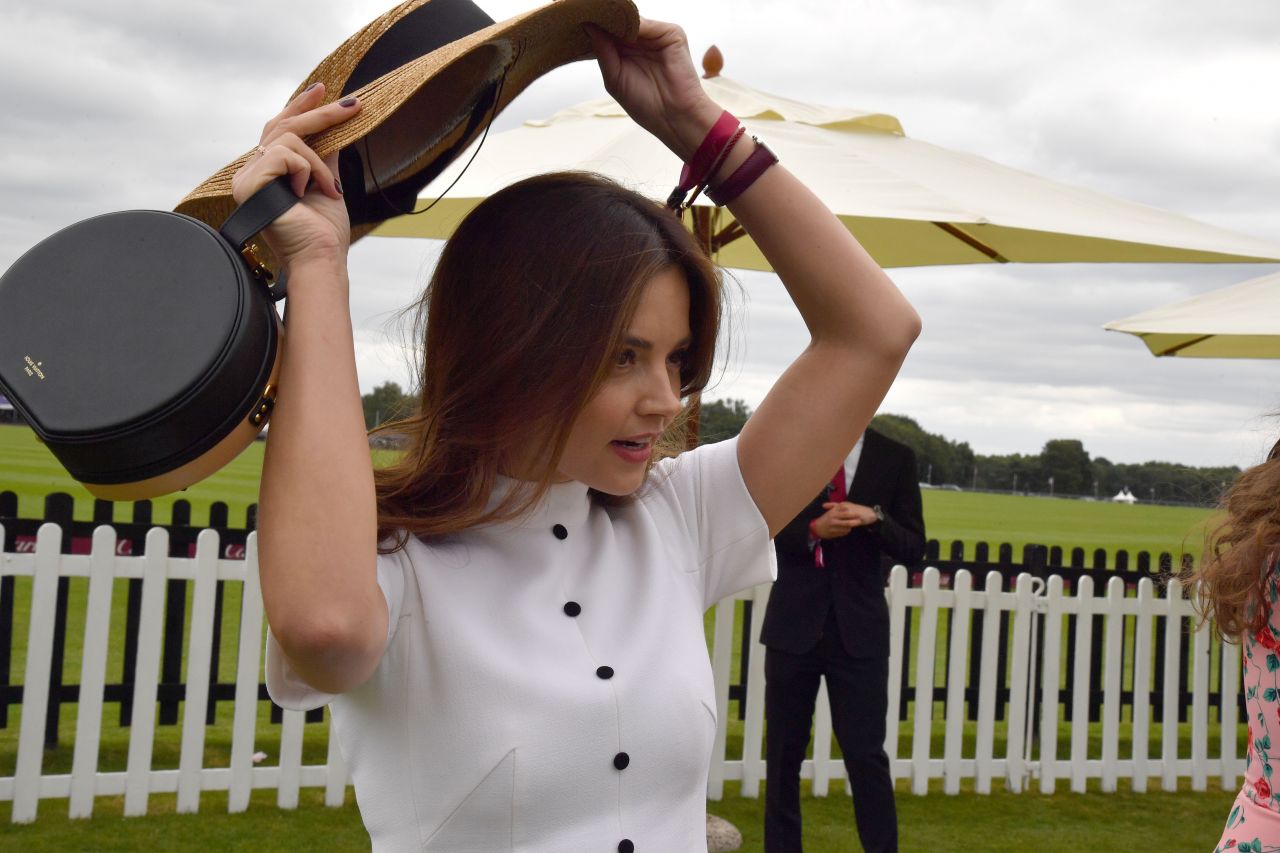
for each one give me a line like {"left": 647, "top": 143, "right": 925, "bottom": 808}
{"left": 218, "top": 176, "right": 300, "bottom": 301}
{"left": 219, "top": 175, "right": 299, "bottom": 248}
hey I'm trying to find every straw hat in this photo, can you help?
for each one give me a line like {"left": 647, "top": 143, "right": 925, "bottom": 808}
{"left": 176, "top": 0, "right": 638, "bottom": 244}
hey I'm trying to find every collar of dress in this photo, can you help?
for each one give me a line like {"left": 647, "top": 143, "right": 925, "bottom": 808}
{"left": 488, "top": 475, "right": 593, "bottom": 532}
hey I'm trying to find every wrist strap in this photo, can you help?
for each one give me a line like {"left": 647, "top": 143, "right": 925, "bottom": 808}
{"left": 683, "top": 126, "right": 746, "bottom": 210}
{"left": 219, "top": 176, "right": 298, "bottom": 248}
{"left": 707, "top": 137, "right": 779, "bottom": 206}
{"left": 218, "top": 176, "right": 299, "bottom": 300}
{"left": 666, "top": 110, "right": 740, "bottom": 210}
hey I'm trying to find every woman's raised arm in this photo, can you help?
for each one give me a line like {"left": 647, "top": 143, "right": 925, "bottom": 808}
{"left": 591, "top": 20, "right": 921, "bottom": 536}
{"left": 232, "top": 84, "right": 387, "bottom": 693}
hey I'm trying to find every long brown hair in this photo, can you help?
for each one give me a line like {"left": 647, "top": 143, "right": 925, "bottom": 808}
{"left": 373, "top": 172, "right": 723, "bottom": 549}
{"left": 1189, "top": 436, "right": 1280, "bottom": 640}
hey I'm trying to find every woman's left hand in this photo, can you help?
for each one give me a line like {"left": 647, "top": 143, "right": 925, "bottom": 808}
{"left": 588, "top": 18, "right": 723, "bottom": 161}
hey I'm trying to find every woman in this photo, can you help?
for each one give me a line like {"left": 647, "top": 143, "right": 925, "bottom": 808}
{"left": 1200, "top": 439, "right": 1280, "bottom": 852}
{"left": 236, "top": 18, "right": 920, "bottom": 851}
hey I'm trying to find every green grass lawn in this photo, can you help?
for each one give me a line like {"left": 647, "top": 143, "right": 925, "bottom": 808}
{"left": 921, "top": 488, "right": 1214, "bottom": 563}
{"left": 0, "top": 424, "right": 265, "bottom": 527}
{"left": 0, "top": 779, "right": 1236, "bottom": 851}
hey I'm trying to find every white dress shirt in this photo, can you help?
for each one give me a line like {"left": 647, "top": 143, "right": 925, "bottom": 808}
{"left": 267, "top": 436, "right": 775, "bottom": 852}
{"left": 840, "top": 434, "right": 866, "bottom": 494}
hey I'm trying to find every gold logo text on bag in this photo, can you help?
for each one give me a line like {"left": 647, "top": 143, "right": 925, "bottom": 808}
{"left": 23, "top": 356, "right": 46, "bottom": 380}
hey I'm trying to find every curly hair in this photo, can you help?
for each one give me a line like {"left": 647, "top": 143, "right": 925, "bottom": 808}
{"left": 1188, "top": 436, "right": 1280, "bottom": 641}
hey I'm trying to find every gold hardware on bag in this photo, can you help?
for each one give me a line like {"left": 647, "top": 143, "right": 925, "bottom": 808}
{"left": 249, "top": 383, "right": 277, "bottom": 427}
{"left": 240, "top": 242, "right": 276, "bottom": 285}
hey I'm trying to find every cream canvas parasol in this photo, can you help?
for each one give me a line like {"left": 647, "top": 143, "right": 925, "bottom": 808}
{"left": 373, "top": 49, "right": 1280, "bottom": 270}
{"left": 1105, "top": 270, "right": 1280, "bottom": 358}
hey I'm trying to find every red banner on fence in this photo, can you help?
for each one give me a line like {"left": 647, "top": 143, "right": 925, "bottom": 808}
{"left": 10, "top": 536, "right": 246, "bottom": 560}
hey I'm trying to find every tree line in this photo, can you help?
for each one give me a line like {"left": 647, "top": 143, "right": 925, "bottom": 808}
{"left": 360, "top": 386, "right": 1239, "bottom": 506}
{"left": 695, "top": 399, "right": 1239, "bottom": 506}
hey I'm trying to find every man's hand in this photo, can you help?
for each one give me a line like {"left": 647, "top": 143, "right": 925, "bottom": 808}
{"left": 811, "top": 502, "right": 880, "bottom": 540}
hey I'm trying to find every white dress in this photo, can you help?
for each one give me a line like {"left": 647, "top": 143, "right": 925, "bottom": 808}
{"left": 267, "top": 436, "right": 775, "bottom": 852}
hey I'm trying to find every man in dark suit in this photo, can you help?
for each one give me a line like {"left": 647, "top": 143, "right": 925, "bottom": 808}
{"left": 761, "top": 428, "right": 926, "bottom": 853}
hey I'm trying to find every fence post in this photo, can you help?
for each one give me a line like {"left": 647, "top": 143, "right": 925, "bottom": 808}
{"left": 1132, "top": 577, "right": 1154, "bottom": 792}
{"left": 1087, "top": 563, "right": 1106, "bottom": 724}
{"left": 13, "top": 524, "right": 64, "bottom": 823}
{"left": 0, "top": 497, "right": 15, "bottom": 728}
{"left": 707, "top": 596, "right": 737, "bottom": 801}
{"left": 1069, "top": 575, "right": 1095, "bottom": 793}
{"left": 177, "top": 530, "right": 221, "bottom": 814}
{"left": 68, "top": 526, "right": 118, "bottom": 819}
{"left": 124, "top": 528, "right": 170, "bottom": 817}
{"left": 1161, "top": 578, "right": 1182, "bottom": 791}
{"left": 974, "top": 571, "right": 1003, "bottom": 794}
{"left": 207, "top": 502, "right": 229, "bottom": 725}
{"left": 1100, "top": 576, "right": 1124, "bottom": 792}
{"left": 1005, "top": 573, "right": 1036, "bottom": 793}
{"left": 158, "top": 501, "right": 192, "bottom": 725}
{"left": 120, "top": 500, "right": 153, "bottom": 727}
{"left": 43, "top": 492, "right": 74, "bottom": 750}
{"left": 0, "top": 490, "right": 15, "bottom": 730}
{"left": 1191, "top": 609, "right": 1211, "bottom": 791}
{"left": 995, "top": 543, "right": 1014, "bottom": 723}
{"left": 1220, "top": 632, "right": 1241, "bottom": 790}
{"left": 1039, "top": 575, "right": 1064, "bottom": 794}
{"left": 229, "top": 534, "right": 265, "bottom": 814}
{"left": 739, "top": 584, "right": 770, "bottom": 798}
{"left": 962, "top": 537, "right": 977, "bottom": 717}
{"left": 885, "top": 565, "right": 909, "bottom": 783}
{"left": 943, "top": 570, "right": 973, "bottom": 795}
{"left": 1026, "top": 546, "right": 1047, "bottom": 748}
{"left": 911, "top": 568, "right": 942, "bottom": 795}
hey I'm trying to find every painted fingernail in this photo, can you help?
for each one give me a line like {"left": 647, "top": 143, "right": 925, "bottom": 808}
{"left": 338, "top": 96, "right": 358, "bottom": 108}
{"left": 334, "top": 178, "right": 344, "bottom": 195}
{"left": 303, "top": 82, "right": 320, "bottom": 93}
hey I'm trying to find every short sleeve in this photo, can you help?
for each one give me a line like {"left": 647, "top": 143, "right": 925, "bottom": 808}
{"left": 644, "top": 435, "right": 777, "bottom": 609}
{"left": 264, "top": 547, "right": 408, "bottom": 711}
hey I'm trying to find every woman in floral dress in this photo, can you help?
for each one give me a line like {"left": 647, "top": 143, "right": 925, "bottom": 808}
{"left": 1197, "top": 438, "right": 1280, "bottom": 852}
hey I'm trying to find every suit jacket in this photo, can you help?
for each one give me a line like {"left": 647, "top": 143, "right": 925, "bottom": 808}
{"left": 761, "top": 429, "right": 926, "bottom": 659}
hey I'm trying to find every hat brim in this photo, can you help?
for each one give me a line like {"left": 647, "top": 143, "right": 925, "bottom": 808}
{"left": 175, "top": 0, "right": 638, "bottom": 246}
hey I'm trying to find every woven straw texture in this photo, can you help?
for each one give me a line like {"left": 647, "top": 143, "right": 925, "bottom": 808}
{"left": 175, "top": 0, "right": 637, "bottom": 234}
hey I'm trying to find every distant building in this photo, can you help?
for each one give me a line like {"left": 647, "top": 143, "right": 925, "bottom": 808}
{"left": 1111, "top": 487, "right": 1138, "bottom": 504}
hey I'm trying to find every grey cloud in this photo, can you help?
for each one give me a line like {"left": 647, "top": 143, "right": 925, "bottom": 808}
{"left": 4, "top": 0, "right": 1278, "bottom": 472}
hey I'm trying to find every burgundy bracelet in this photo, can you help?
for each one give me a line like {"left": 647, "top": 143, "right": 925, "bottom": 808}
{"left": 706, "top": 136, "right": 779, "bottom": 206}
{"left": 666, "top": 110, "right": 740, "bottom": 210}
{"left": 684, "top": 126, "right": 746, "bottom": 210}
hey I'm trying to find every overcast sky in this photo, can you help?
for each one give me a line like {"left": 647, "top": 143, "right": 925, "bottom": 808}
{"left": 3, "top": 0, "right": 1278, "bottom": 473}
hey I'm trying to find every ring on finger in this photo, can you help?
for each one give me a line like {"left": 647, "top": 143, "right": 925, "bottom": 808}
{"left": 252, "top": 144, "right": 268, "bottom": 157}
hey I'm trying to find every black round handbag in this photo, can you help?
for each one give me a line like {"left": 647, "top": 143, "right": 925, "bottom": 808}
{"left": 0, "top": 178, "right": 299, "bottom": 500}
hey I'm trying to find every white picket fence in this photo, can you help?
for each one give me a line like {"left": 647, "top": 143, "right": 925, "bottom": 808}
{"left": 1, "top": 522, "right": 1245, "bottom": 822}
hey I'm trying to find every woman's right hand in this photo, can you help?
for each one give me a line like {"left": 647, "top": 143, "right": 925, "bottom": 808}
{"left": 230, "top": 82, "right": 361, "bottom": 272}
